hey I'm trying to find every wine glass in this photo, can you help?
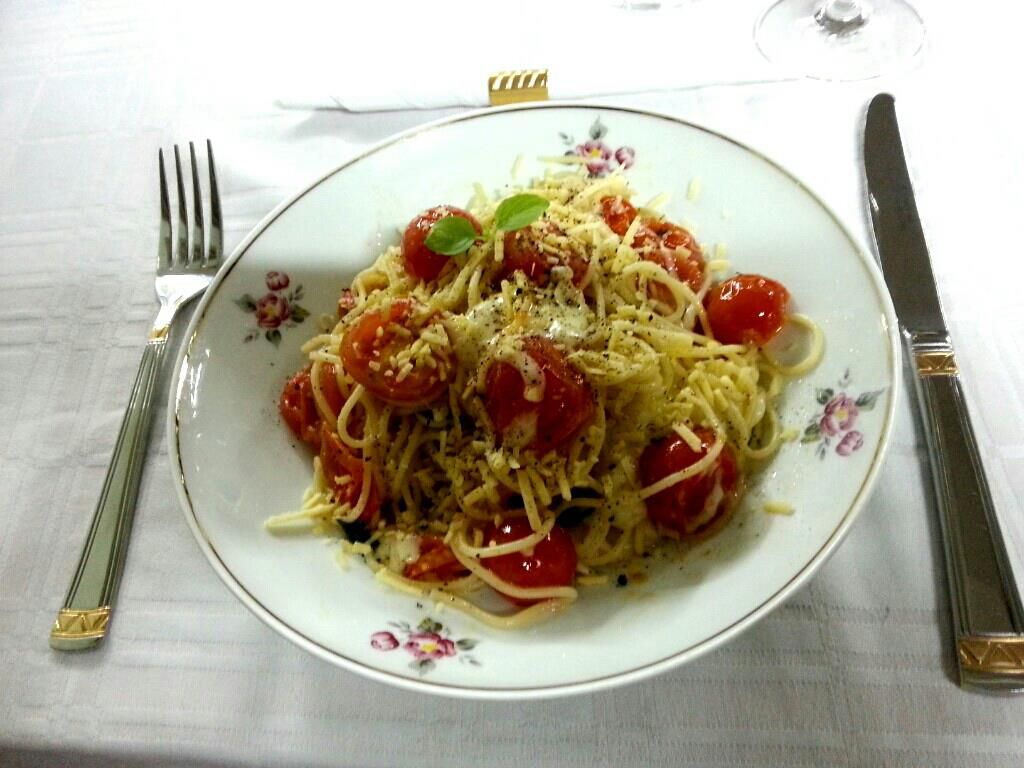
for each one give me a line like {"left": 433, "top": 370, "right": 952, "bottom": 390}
{"left": 755, "top": 0, "right": 925, "bottom": 81}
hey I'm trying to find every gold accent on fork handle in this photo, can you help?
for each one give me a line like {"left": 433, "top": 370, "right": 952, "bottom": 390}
{"left": 50, "top": 607, "right": 112, "bottom": 649}
{"left": 50, "top": 339, "right": 167, "bottom": 651}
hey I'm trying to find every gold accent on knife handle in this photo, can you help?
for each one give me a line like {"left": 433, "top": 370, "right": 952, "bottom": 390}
{"left": 911, "top": 330, "right": 958, "bottom": 376}
{"left": 915, "top": 349, "right": 958, "bottom": 376}
{"left": 50, "top": 607, "right": 112, "bottom": 650}
{"left": 488, "top": 69, "right": 549, "bottom": 106}
{"left": 959, "top": 636, "right": 1024, "bottom": 677}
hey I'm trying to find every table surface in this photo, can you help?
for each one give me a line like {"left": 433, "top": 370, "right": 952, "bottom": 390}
{"left": 3, "top": 1, "right": 1024, "bottom": 766}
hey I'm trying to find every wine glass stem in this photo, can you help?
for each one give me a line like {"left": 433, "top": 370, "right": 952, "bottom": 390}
{"left": 817, "top": 0, "right": 870, "bottom": 32}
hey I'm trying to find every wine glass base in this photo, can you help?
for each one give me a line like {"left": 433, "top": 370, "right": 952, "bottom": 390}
{"left": 755, "top": 0, "right": 926, "bottom": 81}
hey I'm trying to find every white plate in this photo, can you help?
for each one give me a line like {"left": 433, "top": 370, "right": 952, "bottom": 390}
{"left": 169, "top": 104, "right": 899, "bottom": 699}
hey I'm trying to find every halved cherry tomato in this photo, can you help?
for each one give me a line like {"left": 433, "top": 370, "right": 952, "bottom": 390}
{"left": 319, "top": 425, "right": 380, "bottom": 527}
{"left": 480, "top": 517, "right": 577, "bottom": 606}
{"left": 639, "top": 427, "right": 740, "bottom": 537}
{"left": 402, "top": 206, "right": 482, "bottom": 282}
{"left": 279, "top": 364, "right": 343, "bottom": 450}
{"left": 403, "top": 536, "right": 468, "bottom": 583}
{"left": 704, "top": 274, "right": 790, "bottom": 346}
{"left": 340, "top": 298, "right": 451, "bottom": 407}
{"left": 499, "top": 223, "right": 588, "bottom": 287}
{"left": 484, "top": 336, "right": 595, "bottom": 455}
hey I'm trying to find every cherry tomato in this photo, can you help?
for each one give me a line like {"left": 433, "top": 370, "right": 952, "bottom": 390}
{"left": 403, "top": 536, "right": 468, "bottom": 583}
{"left": 340, "top": 298, "right": 451, "bottom": 407}
{"left": 484, "top": 336, "right": 595, "bottom": 455}
{"left": 639, "top": 427, "right": 740, "bottom": 537}
{"left": 643, "top": 248, "right": 705, "bottom": 307}
{"left": 319, "top": 425, "right": 380, "bottom": 526}
{"left": 704, "top": 274, "right": 790, "bottom": 346}
{"left": 402, "top": 206, "right": 481, "bottom": 282}
{"left": 632, "top": 219, "right": 702, "bottom": 257}
{"left": 634, "top": 220, "right": 705, "bottom": 301}
{"left": 480, "top": 517, "right": 577, "bottom": 606}
{"left": 600, "top": 197, "right": 704, "bottom": 302}
{"left": 600, "top": 196, "right": 638, "bottom": 236}
{"left": 279, "top": 364, "right": 343, "bottom": 450}
{"left": 601, "top": 196, "right": 703, "bottom": 259}
{"left": 499, "top": 223, "right": 588, "bottom": 287}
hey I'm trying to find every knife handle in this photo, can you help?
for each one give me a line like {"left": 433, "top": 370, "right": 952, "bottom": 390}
{"left": 908, "top": 330, "right": 1024, "bottom": 691}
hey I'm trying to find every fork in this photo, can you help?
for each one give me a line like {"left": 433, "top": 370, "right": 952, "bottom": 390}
{"left": 50, "top": 141, "right": 224, "bottom": 650}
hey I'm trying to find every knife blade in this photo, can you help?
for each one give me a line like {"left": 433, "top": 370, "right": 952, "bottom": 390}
{"left": 865, "top": 93, "right": 1024, "bottom": 691}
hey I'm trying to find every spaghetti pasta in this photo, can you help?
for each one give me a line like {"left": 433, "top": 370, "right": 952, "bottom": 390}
{"left": 267, "top": 168, "right": 821, "bottom": 627}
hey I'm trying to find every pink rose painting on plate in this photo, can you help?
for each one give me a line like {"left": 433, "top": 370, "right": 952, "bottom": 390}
{"left": 802, "top": 369, "right": 884, "bottom": 459}
{"left": 235, "top": 271, "right": 310, "bottom": 345}
{"left": 371, "top": 618, "right": 480, "bottom": 675}
{"left": 559, "top": 117, "right": 635, "bottom": 178}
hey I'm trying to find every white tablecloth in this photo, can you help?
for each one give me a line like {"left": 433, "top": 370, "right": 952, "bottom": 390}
{"left": 3, "top": 1, "right": 1024, "bottom": 766}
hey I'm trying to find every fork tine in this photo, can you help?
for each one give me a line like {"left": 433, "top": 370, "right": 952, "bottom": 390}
{"left": 158, "top": 149, "right": 171, "bottom": 273}
{"left": 207, "top": 139, "right": 223, "bottom": 267}
{"left": 189, "top": 142, "right": 205, "bottom": 267}
{"left": 173, "top": 145, "right": 189, "bottom": 266}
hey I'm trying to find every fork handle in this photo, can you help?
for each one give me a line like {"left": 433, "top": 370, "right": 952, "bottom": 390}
{"left": 50, "top": 338, "right": 167, "bottom": 650}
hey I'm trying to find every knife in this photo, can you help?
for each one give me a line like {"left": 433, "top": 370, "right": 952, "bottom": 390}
{"left": 865, "top": 93, "right": 1024, "bottom": 691}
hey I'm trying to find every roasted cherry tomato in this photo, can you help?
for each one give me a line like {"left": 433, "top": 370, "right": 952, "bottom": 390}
{"left": 633, "top": 219, "right": 704, "bottom": 302}
{"left": 480, "top": 517, "right": 577, "bottom": 606}
{"left": 499, "top": 223, "right": 588, "bottom": 287}
{"left": 403, "top": 536, "right": 468, "bottom": 583}
{"left": 639, "top": 427, "right": 740, "bottom": 537}
{"left": 642, "top": 248, "right": 704, "bottom": 309}
{"left": 484, "top": 336, "right": 595, "bottom": 455}
{"left": 600, "top": 195, "right": 638, "bottom": 237}
{"left": 631, "top": 218, "right": 702, "bottom": 257}
{"left": 319, "top": 425, "right": 380, "bottom": 527}
{"left": 402, "top": 206, "right": 481, "bottom": 282}
{"left": 704, "top": 274, "right": 790, "bottom": 346}
{"left": 279, "top": 364, "right": 343, "bottom": 450}
{"left": 340, "top": 298, "right": 451, "bottom": 407}
{"left": 600, "top": 197, "right": 704, "bottom": 301}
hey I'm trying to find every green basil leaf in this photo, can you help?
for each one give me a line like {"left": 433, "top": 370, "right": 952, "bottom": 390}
{"left": 424, "top": 216, "right": 478, "bottom": 256}
{"left": 494, "top": 193, "right": 549, "bottom": 232}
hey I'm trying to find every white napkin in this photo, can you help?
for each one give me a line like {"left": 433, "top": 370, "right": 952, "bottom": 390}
{"left": 275, "top": 1, "right": 794, "bottom": 112}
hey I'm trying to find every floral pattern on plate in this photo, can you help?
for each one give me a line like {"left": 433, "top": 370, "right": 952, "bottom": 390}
{"left": 801, "top": 369, "right": 885, "bottom": 459}
{"left": 235, "top": 271, "right": 310, "bottom": 345}
{"left": 371, "top": 618, "right": 480, "bottom": 675}
{"left": 560, "top": 117, "right": 635, "bottom": 177}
